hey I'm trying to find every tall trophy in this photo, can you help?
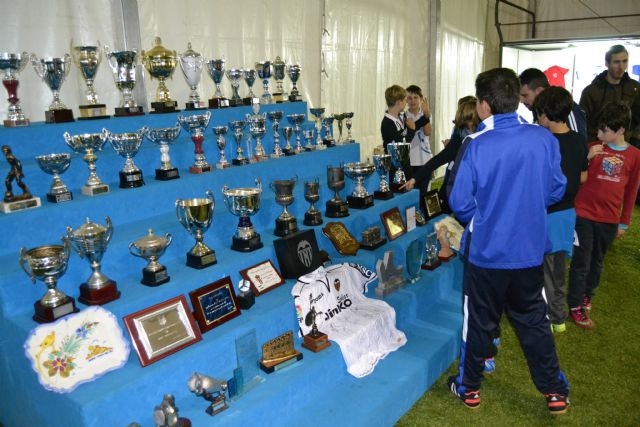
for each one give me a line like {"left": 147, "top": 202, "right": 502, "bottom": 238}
{"left": 0, "top": 52, "right": 30, "bottom": 127}
{"left": 421, "top": 232, "right": 441, "bottom": 270}
{"left": 322, "top": 116, "right": 335, "bottom": 147}
{"left": 104, "top": 128, "right": 145, "bottom": 188}
{"left": 325, "top": 165, "right": 349, "bottom": 218}
{"left": 270, "top": 177, "right": 298, "bottom": 237}
{"left": 212, "top": 126, "right": 230, "bottom": 169}
{"left": 229, "top": 120, "right": 248, "bottom": 165}
{"left": 129, "top": 228, "right": 172, "bottom": 286}
{"left": 226, "top": 68, "right": 243, "bottom": 107}
{"left": 309, "top": 107, "right": 326, "bottom": 150}
{"left": 222, "top": 179, "right": 263, "bottom": 252}
{"left": 179, "top": 42, "right": 206, "bottom": 110}
{"left": 19, "top": 241, "right": 78, "bottom": 323}
{"left": 344, "top": 112, "right": 355, "bottom": 143}
{"left": 255, "top": 60, "right": 273, "bottom": 104}
{"left": 144, "top": 124, "right": 182, "bottom": 180}
{"left": 372, "top": 154, "right": 393, "bottom": 200}
{"left": 333, "top": 113, "right": 346, "bottom": 144}
{"left": 35, "top": 153, "right": 73, "bottom": 203}
{"left": 303, "top": 129, "right": 314, "bottom": 152}
{"left": 387, "top": 141, "right": 411, "bottom": 192}
{"left": 286, "top": 113, "right": 305, "bottom": 154}
{"left": 272, "top": 56, "right": 286, "bottom": 103}
{"left": 267, "top": 111, "right": 284, "bottom": 158}
{"left": 71, "top": 42, "right": 109, "bottom": 119}
{"left": 243, "top": 69, "right": 258, "bottom": 105}
{"left": 344, "top": 161, "right": 375, "bottom": 209}
{"left": 2, "top": 145, "right": 41, "bottom": 214}
{"left": 178, "top": 111, "right": 213, "bottom": 174}
{"left": 31, "top": 53, "right": 74, "bottom": 123}
{"left": 247, "top": 113, "right": 267, "bottom": 162}
{"left": 104, "top": 46, "right": 144, "bottom": 116}
{"left": 206, "top": 58, "right": 228, "bottom": 108}
{"left": 287, "top": 64, "right": 302, "bottom": 102}
{"left": 142, "top": 37, "right": 179, "bottom": 113}
{"left": 64, "top": 216, "right": 120, "bottom": 306}
{"left": 64, "top": 132, "right": 110, "bottom": 196}
{"left": 176, "top": 190, "right": 217, "bottom": 269}
{"left": 303, "top": 178, "right": 323, "bottom": 226}
{"left": 282, "top": 126, "right": 294, "bottom": 156}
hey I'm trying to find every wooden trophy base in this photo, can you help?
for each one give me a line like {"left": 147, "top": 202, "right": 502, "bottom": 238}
{"left": 189, "top": 165, "right": 213, "bottom": 174}
{"left": 347, "top": 194, "right": 374, "bottom": 209}
{"left": 359, "top": 237, "right": 387, "bottom": 251}
{"left": 325, "top": 200, "right": 349, "bottom": 218}
{"left": 186, "top": 251, "right": 217, "bottom": 269}
{"left": 33, "top": 297, "right": 79, "bottom": 323}
{"left": 119, "top": 171, "right": 145, "bottom": 189}
{"left": 3, "top": 118, "right": 30, "bottom": 127}
{"left": 209, "top": 98, "right": 229, "bottom": 109}
{"left": 374, "top": 189, "right": 394, "bottom": 200}
{"left": 81, "top": 184, "right": 109, "bottom": 197}
{"left": 45, "top": 109, "right": 74, "bottom": 123}
{"left": 259, "top": 350, "right": 303, "bottom": 374}
{"left": 1, "top": 196, "right": 41, "bottom": 214}
{"left": 141, "top": 266, "right": 170, "bottom": 287}
{"left": 274, "top": 218, "right": 298, "bottom": 237}
{"left": 243, "top": 97, "right": 259, "bottom": 106}
{"left": 46, "top": 191, "right": 73, "bottom": 203}
{"left": 156, "top": 168, "right": 180, "bottom": 180}
{"left": 177, "top": 418, "right": 191, "bottom": 427}
{"left": 438, "top": 252, "right": 457, "bottom": 262}
{"left": 150, "top": 101, "right": 179, "bottom": 114}
{"left": 78, "top": 281, "right": 120, "bottom": 306}
{"left": 301, "top": 332, "right": 331, "bottom": 353}
{"left": 114, "top": 106, "right": 144, "bottom": 117}
{"left": 78, "top": 104, "right": 110, "bottom": 120}
{"left": 231, "top": 235, "right": 263, "bottom": 252}
{"left": 421, "top": 259, "right": 441, "bottom": 270}
{"left": 390, "top": 182, "right": 409, "bottom": 193}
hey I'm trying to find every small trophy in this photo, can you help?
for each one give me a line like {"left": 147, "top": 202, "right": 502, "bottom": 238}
{"left": 31, "top": 53, "right": 74, "bottom": 123}
{"left": 322, "top": 116, "right": 335, "bottom": 147}
{"left": 144, "top": 124, "right": 182, "bottom": 180}
{"left": 375, "top": 251, "right": 405, "bottom": 297}
{"left": 437, "top": 225, "right": 457, "bottom": 261}
{"left": 228, "top": 120, "right": 249, "bottom": 165}
{"left": 287, "top": 64, "right": 302, "bottom": 102}
{"left": 303, "top": 179, "right": 323, "bottom": 226}
{"left": 406, "top": 238, "right": 425, "bottom": 284}
{"left": 176, "top": 190, "right": 217, "bottom": 268}
{"left": 303, "top": 129, "right": 315, "bottom": 151}
{"left": 226, "top": 68, "right": 243, "bottom": 107}
{"left": 333, "top": 113, "right": 346, "bottom": 145}
{"left": 71, "top": 42, "right": 109, "bottom": 119}
{"left": 301, "top": 306, "right": 330, "bottom": 352}
{"left": 325, "top": 165, "right": 349, "bottom": 218}
{"left": 153, "top": 394, "right": 191, "bottom": 427}
{"left": 373, "top": 154, "right": 394, "bottom": 200}
{"left": 19, "top": 241, "right": 78, "bottom": 323}
{"left": 0, "top": 52, "right": 30, "bottom": 127}
{"left": 1, "top": 145, "right": 41, "bottom": 213}
{"left": 267, "top": 111, "right": 284, "bottom": 158}
{"left": 247, "top": 113, "right": 268, "bottom": 162}
{"left": 35, "top": 153, "right": 73, "bottom": 203}
{"left": 64, "top": 132, "right": 110, "bottom": 196}
{"left": 129, "top": 229, "right": 172, "bottom": 286}
{"left": 64, "top": 216, "right": 120, "bottom": 305}
{"left": 272, "top": 56, "right": 286, "bottom": 103}
{"left": 309, "top": 107, "right": 326, "bottom": 150}
{"left": 282, "top": 126, "right": 294, "bottom": 156}
{"left": 206, "top": 58, "right": 229, "bottom": 108}
{"left": 104, "top": 46, "right": 144, "bottom": 116}
{"left": 222, "top": 179, "right": 263, "bottom": 252}
{"left": 359, "top": 226, "right": 386, "bottom": 250}
{"left": 270, "top": 177, "right": 298, "bottom": 237}
{"left": 243, "top": 68, "right": 259, "bottom": 105}
{"left": 344, "top": 112, "right": 355, "bottom": 143}
{"left": 255, "top": 60, "right": 273, "bottom": 104}
{"left": 179, "top": 42, "right": 206, "bottom": 110}
{"left": 286, "top": 113, "right": 305, "bottom": 154}
{"left": 187, "top": 373, "right": 228, "bottom": 416}
{"left": 178, "top": 111, "right": 213, "bottom": 174}
{"left": 421, "top": 232, "right": 441, "bottom": 270}
{"left": 142, "top": 37, "right": 179, "bottom": 113}
{"left": 344, "top": 161, "right": 375, "bottom": 209}
{"left": 104, "top": 128, "right": 145, "bottom": 188}
{"left": 387, "top": 141, "right": 411, "bottom": 193}
{"left": 258, "top": 330, "right": 303, "bottom": 373}
{"left": 212, "top": 126, "right": 230, "bottom": 169}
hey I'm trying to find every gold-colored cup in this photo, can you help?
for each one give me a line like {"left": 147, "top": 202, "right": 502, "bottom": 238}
{"left": 141, "top": 37, "right": 177, "bottom": 105}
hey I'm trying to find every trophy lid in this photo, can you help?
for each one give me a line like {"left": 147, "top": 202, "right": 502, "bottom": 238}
{"left": 143, "top": 37, "right": 175, "bottom": 59}
{"left": 181, "top": 42, "right": 201, "bottom": 59}
{"left": 133, "top": 229, "right": 168, "bottom": 249}
{"left": 73, "top": 218, "right": 107, "bottom": 239}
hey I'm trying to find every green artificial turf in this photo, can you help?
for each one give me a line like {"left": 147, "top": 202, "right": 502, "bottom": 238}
{"left": 398, "top": 206, "right": 640, "bottom": 426}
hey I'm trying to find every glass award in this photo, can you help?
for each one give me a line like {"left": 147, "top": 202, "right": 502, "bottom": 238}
{"left": 406, "top": 238, "right": 425, "bottom": 284}
{"left": 229, "top": 329, "right": 264, "bottom": 401}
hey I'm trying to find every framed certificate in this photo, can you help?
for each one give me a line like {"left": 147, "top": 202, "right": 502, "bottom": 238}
{"left": 189, "top": 276, "right": 241, "bottom": 333}
{"left": 405, "top": 206, "right": 417, "bottom": 232}
{"left": 424, "top": 189, "right": 443, "bottom": 219}
{"left": 239, "top": 260, "right": 285, "bottom": 296}
{"left": 380, "top": 207, "right": 407, "bottom": 241}
{"left": 123, "top": 295, "right": 202, "bottom": 367}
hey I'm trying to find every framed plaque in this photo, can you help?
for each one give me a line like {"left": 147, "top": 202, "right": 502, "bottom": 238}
{"left": 405, "top": 206, "right": 417, "bottom": 232}
{"left": 189, "top": 276, "right": 241, "bottom": 333}
{"left": 239, "top": 260, "right": 285, "bottom": 296}
{"left": 123, "top": 295, "right": 202, "bottom": 367}
{"left": 380, "top": 207, "right": 406, "bottom": 241}
{"left": 424, "top": 189, "right": 443, "bottom": 219}
{"left": 322, "top": 222, "right": 359, "bottom": 256}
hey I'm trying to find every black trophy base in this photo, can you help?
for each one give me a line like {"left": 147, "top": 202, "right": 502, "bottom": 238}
{"left": 186, "top": 251, "right": 217, "bottom": 269}
{"left": 228, "top": 98, "right": 243, "bottom": 107}
{"left": 274, "top": 229, "right": 322, "bottom": 279}
{"left": 304, "top": 211, "right": 323, "bottom": 226}
{"left": 275, "top": 218, "right": 299, "bottom": 237}
{"left": 150, "top": 101, "right": 179, "bottom": 114}
{"left": 119, "top": 171, "right": 145, "bottom": 188}
{"left": 209, "top": 98, "right": 230, "bottom": 109}
{"left": 114, "top": 106, "right": 144, "bottom": 117}
{"left": 283, "top": 148, "right": 296, "bottom": 156}
{"left": 243, "top": 97, "right": 259, "bottom": 106}
{"left": 302, "top": 331, "right": 331, "bottom": 352}
{"left": 390, "top": 182, "right": 409, "bottom": 193}
{"left": 232, "top": 158, "right": 250, "bottom": 166}
{"left": 421, "top": 259, "right": 442, "bottom": 271}
{"left": 259, "top": 351, "right": 303, "bottom": 374}
{"left": 205, "top": 398, "right": 228, "bottom": 416}
{"left": 237, "top": 290, "right": 255, "bottom": 310}
{"left": 156, "top": 168, "right": 180, "bottom": 180}
{"left": 185, "top": 101, "right": 207, "bottom": 110}
{"left": 348, "top": 194, "right": 374, "bottom": 209}
{"left": 46, "top": 191, "right": 73, "bottom": 203}
{"left": 323, "top": 139, "right": 336, "bottom": 148}
{"left": 78, "top": 104, "right": 110, "bottom": 120}
{"left": 33, "top": 297, "right": 79, "bottom": 323}
{"left": 325, "top": 201, "right": 349, "bottom": 218}
{"left": 288, "top": 94, "right": 303, "bottom": 102}
{"left": 78, "top": 281, "right": 120, "bottom": 306}
{"left": 141, "top": 266, "right": 170, "bottom": 287}
{"left": 359, "top": 238, "right": 387, "bottom": 251}
{"left": 232, "top": 235, "right": 263, "bottom": 252}
{"left": 45, "top": 109, "right": 75, "bottom": 124}
{"left": 374, "top": 189, "right": 394, "bottom": 200}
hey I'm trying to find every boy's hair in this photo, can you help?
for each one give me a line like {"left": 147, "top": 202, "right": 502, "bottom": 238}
{"left": 597, "top": 101, "right": 631, "bottom": 132}
{"left": 385, "top": 85, "right": 407, "bottom": 107}
{"left": 475, "top": 68, "right": 520, "bottom": 114}
{"left": 518, "top": 68, "right": 550, "bottom": 90}
{"left": 405, "top": 85, "right": 423, "bottom": 97}
{"left": 605, "top": 45, "right": 628, "bottom": 63}
{"left": 533, "top": 86, "right": 573, "bottom": 124}
{"left": 457, "top": 95, "right": 476, "bottom": 106}
{"left": 454, "top": 96, "right": 479, "bottom": 130}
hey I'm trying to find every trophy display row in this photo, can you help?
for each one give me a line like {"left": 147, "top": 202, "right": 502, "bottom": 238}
{"left": 1, "top": 38, "right": 307, "bottom": 126}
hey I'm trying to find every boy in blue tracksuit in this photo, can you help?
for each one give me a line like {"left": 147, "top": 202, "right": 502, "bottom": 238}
{"left": 446, "top": 68, "right": 571, "bottom": 414}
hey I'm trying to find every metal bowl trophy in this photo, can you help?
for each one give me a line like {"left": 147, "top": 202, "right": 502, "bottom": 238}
{"left": 243, "top": 68, "right": 259, "bottom": 105}
{"left": 64, "top": 132, "right": 110, "bottom": 196}
{"left": 387, "top": 142, "right": 411, "bottom": 192}
{"left": 206, "top": 58, "right": 228, "bottom": 108}
{"left": 267, "top": 111, "right": 284, "bottom": 158}
{"left": 322, "top": 116, "right": 335, "bottom": 147}
{"left": 142, "top": 37, "right": 179, "bottom": 114}
{"left": 144, "top": 123, "right": 182, "bottom": 180}
{"left": 255, "top": 60, "right": 273, "bottom": 104}
{"left": 222, "top": 179, "right": 263, "bottom": 252}
{"left": 270, "top": 177, "right": 298, "bottom": 237}
{"left": 179, "top": 43, "right": 206, "bottom": 110}
{"left": 309, "top": 107, "right": 326, "bottom": 150}
{"left": 35, "top": 153, "right": 73, "bottom": 203}
{"left": 303, "top": 178, "right": 322, "bottom": 226}
{"left": 212, "top": 126, "right": 230, "bottom": 169}
{"left": 0, "top": 52, "right": 30, "bottom": 127}
{"left": 64, "top": 216, "right": 120, "bottom": 305}
{"left": 31, "top": 53, "right": 74, "bottom": 123}
{"left": 287, "top": 63, "right": 302, "bottom": 102}
{"left": 71, "top": 42, "right": 109, "bottom": 119}
{"left": 176, "top": 190, "right": 217, "bottom": 269}
{"left": 178, "top": 111, "right": 212, "bottom": 174}
{"left": 19, "top": 241, "right": 78, "bottom": 323}
{"left": 286, "top": 113, "right": 306, "bottom": 154}
{"left": 247, "top": 113, "right": 268, "bottom": 162}
{"left": 104, "top": 46, "right": 144, "bottom": 116}
{"left": 344, "top": 112, "right": 355, "bottom": 143}
{"left": 226, "top": 68, "right": 243, "bottom": 107}
{"left": 104, "top": 128, "right": 145, "bottom": 188}
{"left": 372, "top": 154, "right": 393, "bottom": 200}
{"left": 229, "top": 120, "right": 248, "bottom": 165}
{"left": 344, "top": 161, "right": 375, "bottom": 209}
{"left": 2, "top": 145, "right": 41, "bottom": 214}
{"left": 272, "top": 56, "right": 286, "bottom": 103}
{"left": 129, "top": 228, "right": 172, "bottom": 286}
{"left": 325, "top": 165, "right": 349, "bottom": 218}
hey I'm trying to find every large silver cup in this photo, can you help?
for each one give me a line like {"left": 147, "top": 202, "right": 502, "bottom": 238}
{"left": 287, "top": 113, "right": 306, "bottom": 154}
{"left": 228, "top": 120, "right": 248, "bottom": 165}
{"left": 287, "top": 64, "right": 301, "bottom": 101}
{"left": 0, "top": 51, "right": 31, "bottom": 126}
{"left": 243, "top": 68, "right": 258, "bottom": 100}
{"left": 35, "top": 153, "right": 73, "bottom": 203}
{"left": 222, "top": 179, "right": 263, "bottom": 252}
{"left": 206, "top": 58, "right": 226, "bottom": 102}
{"left": 104, "top": 46, "right": 139, "bottom": 108}
{"left": 30, "top": 53, "right": 72, "bottom": 110}
{"left": 387, "top": 142, "right": 411, "bottom": 185}
{"left": 212, "top": 126, "right": 230, "bottom": 169}
{"left": 64, "top": 131, "right": 110, "bottom": 196}
{"left": 325, "top": 164, "right": 349, "bottom": 218}
{"left": 255, "top": 60, "right": 272, "bottom": 104}
{"left": 247, "top": 113, "right": 267, "bottom": 162}
{"left": 345, "top": 162, "right": 375, "bottom": 198}
{"left": 373, "top": 154, "right": 393, "bottom": 195}
{"left": 270, "top": 176, "right": 298, "bottom": 237}
{"left": 129, "top": 228, "right": 173, "bottom": 286}
{"left": 71, "top": 43, "right": 102, "bottom": 105}
{"left": 178, "top": 111, "right": 212, "bottom": 173}
{"left": 226, "top": 68, "right": 243, "bottom": 106}
{"left": 267, "top": 111, "right": 284, "bottom": 158}
{"left": 179, "top": 43, "right": 206, "bottom": 109}
{"left": 176, "top": 190, "right": 217, "bottom": 268}
{"left": 144, "top": 124, "right": 182, "bottom": 180}
{"left": 104, "top": 128, "right": 145, "bottom": 188}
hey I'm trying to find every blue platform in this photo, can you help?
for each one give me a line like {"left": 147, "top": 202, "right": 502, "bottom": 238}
{"left": 0, "top": 102, "right": 463, "bottom": 426}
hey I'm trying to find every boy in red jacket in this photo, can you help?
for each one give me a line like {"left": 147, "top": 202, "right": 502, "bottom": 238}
{"left": 568, "top": 101, "right": 640, "bottom": 328}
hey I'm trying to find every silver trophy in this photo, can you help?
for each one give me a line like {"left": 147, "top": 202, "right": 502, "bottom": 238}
{"left": 144, "top": 124, "right": 182, "bottom": 180}
{"left": 287, "top": 64, "right": 302, "bottom": 102}
{"left": 247, "top": 113, "right": 267, "bottom": 162}
{"left": 372, "top": 153, "right": 393, "bottom": 199}
{"left": 31, "top": 53, "right": 74, "bottom": 122}
{"left": 228, "top": 120, "right": 248, "bottom": 165}
{"left": 178, "top": 111, "right": 212, "bottom": 173}
{"left": 153, "top": 394, "right": 189, "bottom": 427}
{"left": 303, "top": 178, "right": 322, "bottom": 226}
{"left": 287, "top": 113, "right": 306, "bottom": 154}
{"left": 243, "top": 68, "right": 258, "bottom": 104}
{"left": 179, "top": 43, "right": 206, "bottom": 109}
{"left": 222, "top": 179, "right": 263, "bottom": 252}
{"left": 188, "top": 372, "right": 228, "bottom": 416}
{"left": 71, "top": 42, "right": 108, "bottom": 119}
{"left": 267, "top": 111, "right": 284, "bottom": 158}
{"left": 226, "top": 68, "right": 243, "bottom": 106}
{"left": 212, "top": 126, "right": 230, "bottom": 169}
{"left": 272, "top": 56, "right": 286, "bottom": 102}
{"left": 387, "top": 141, "right": 411, "bottom": 192}
{"left": 64, "top": 216, "right": 120, "bottom": 306}
{"left": 176, "top": 190, "right": 217, "bottom": 268}
{"left": 325, "top": 164, "right": 349, "bottom": 218}
{"left": 0, "top": 52, "right": 30, "bottom": 126}
{"left": 35, "top": 153, "right": 73, "bottom": 203}
{"left": 333, "top": 113, "right": 346, "bottom": 144}
{"left": 422, "top": 232, "right": 441, "bottom": 270}
{"left": 104, "top": 46, "right": 143, "bottom": 115}
{"left": 344, "top": 112, "right": 355, "bottom": 143}
{"left": 303, "top": 129, "right": 314, "bottom": 151}
{"left": 104, "top": 128, "right": 145, "bottom": 188}
{"left": 321, "top": 116, "right": 335, "bottom": 147}
{"left": 344, "top": 161, "right": 375, "bottom": 209}
{"left": 282, "top": 126, "right": 294, "bottom": 155}
{"left": 255, "top": 60, "right": 273, "bottom": 104}
{"left": 309, "top": 107, "right": 326, "bottom": 149}
{"left": 129, "top": 228, "right": 173, "bottom": 286}
{"left": 270, "top": 176, "right": 298, "bottom": 237}
{"left": 64, "top": 131, "right": 110, "bottom": 196}
{"left": 206, "top": 58, "right": 228, "bottom": 108}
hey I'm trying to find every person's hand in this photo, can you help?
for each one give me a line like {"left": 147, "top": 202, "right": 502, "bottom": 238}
{"left": 423, "top": 122, "right": 432, "bottom": 137}
{"left": 406, "top": 117, "right": 416, "bottom": 130}
{"left": 442, "top": 138, "right": 450, "bottom": 147}
{"left": 399, "top": 178, "right": 416, "bottom": 191}
{"left": 587, "top": 143, "right": 604, "bottom": 160}
{"left": 421, "top": 98, "right": 431, "bottom": 118}
{"left": 617, "top": 228, "right": 626, "bottom": 238}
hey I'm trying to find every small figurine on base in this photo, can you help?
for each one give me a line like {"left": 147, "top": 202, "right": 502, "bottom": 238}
{"left": 2, "top": 145, "right": 41, "bottom": 213}
{"left": 153, "top": 394, "right": 191, "bottom": 427}
{"left": 187, "top": 372, "right": 229, "bottom": 416}
{"left": 301, "top": 306, "right": 330, "bottom": 352}
{"left": 437, "top": 225, "right": 457, "bottom": 261}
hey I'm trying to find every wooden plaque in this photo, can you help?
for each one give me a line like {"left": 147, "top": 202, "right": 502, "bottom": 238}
{"left": 189, "top": 276, "right": 242, "bottom": 333}
{"left": 380, "top": 207, "right": 407, "bottom": 241}
{"left": 239, "top": 260, "right": 285, "bottom": 297}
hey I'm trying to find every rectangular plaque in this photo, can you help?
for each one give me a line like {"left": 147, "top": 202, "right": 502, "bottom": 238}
{"left": 424, "top": 189, "right": 443, "bottom": 219}
{"left": 380, "top": 207, "right": 407, "bottom": 241}
{"left": 240, "top": 260, "right": 285, "bottom": 297}
{"left": 405, "top": 206, "right": 417, "bottom": 232}
{"left": 189, "top": 277, "right": 241, "bottom": 333}
{"left": 229, "top": 329, "right": 264, "bottom": 400}
{"left": 123, "top": 295, "right": 202, "bottom": 367}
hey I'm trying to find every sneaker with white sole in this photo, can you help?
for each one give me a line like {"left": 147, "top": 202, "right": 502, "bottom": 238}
{"left": 447, "top": 376, "right": 481, "bottom": 409}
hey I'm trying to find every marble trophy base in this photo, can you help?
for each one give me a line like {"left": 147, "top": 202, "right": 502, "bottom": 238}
{"left": 33, "top": 297, "right": 79, "bottom": 323}
{"left": 359, "top": 237, "right": 387, "bottom": 251}
{"left": 156, "top": 167, "right": 180, "bottom": 180}
{"left": 347, "top": 194, "right": 374, "bottom": 209}
{"left": 81, "top": 184, "right": 109, "bottom": 197}
{"left": 185, "top": 101, "right": 207, "bottom": 110}
{"left": 150, "top": 101, "right": 179, "bottom": 114}
{"left": 259, "top": 351, "right": 303, "bottom": 374}
{"left": 186, "top": 251, "right": 217, "bottom": 269}
{"left": 1, "top": 196, "right": 41, "bottom": 213}
{"left": 232, "top": 158, "right": 249, "bottom": 166}
{"left": 237, "top": 289, "right": 255, "bottom": 310}
{"left": 301, "top": 331, "right": 330, "bottom": 353}
{"left": 78, "top": 104, "right": 110, "bottom": 120}
{"left": 421, "top": 259, "right": 441, "bottom": 271}
{"left": 3, "top": 118, "right": 30, "bottom": 127}
{"left": 303, "top": 211, "right": 323, "bottom": 226}
{"left": 232, "top": 235, "right": 263, "bottom": 252}
{"left": 325, "top": 200, "right": 349, "bottom": 218}
{"left": 45, "top": 109, "right": 74, "bottom": 124}
{"left": 374, "top": 189, "right": 394, "bottom": 200}
{"left": 78, "top": 281, "right": 120, "bottom": 306}
{"left": 46, "top": 191, "right": 73, "bottom": 203}
{"left": 119, "top": 170, "right": 144, "bottom": 189}
{"left": 275, "top": 218, "right": 298, "bottom": 237}
{"left": 209, "top": 97, "right": 229, "bottom": 109}
{"left": 141, "top": 266, "right": 170, "bottom": 287}
{"left": 390, "top": 182, "right": 409, "bottom": 193}
{"left": 114, "top": 106, "right": 144, "bottom": 117}
{"left": 216, "top": 161, "right": 230, "bottom": 170}
{"left": 189, "top": 164, "right": 213, "bottom": 174}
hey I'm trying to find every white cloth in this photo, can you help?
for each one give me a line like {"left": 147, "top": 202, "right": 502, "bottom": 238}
{"left": 292, "top": 263, "right": 407, "bottom": 378}
{"left": 406, "top": 108, "right": 432, "bottom": 166}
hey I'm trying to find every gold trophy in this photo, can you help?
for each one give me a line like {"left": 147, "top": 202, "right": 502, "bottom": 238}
{"left": 142, "top": 37, "right": 179, "bottom": 114}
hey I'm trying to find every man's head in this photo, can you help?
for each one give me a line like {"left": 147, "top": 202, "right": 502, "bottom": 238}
{"left": 518, "top": 68, "right": 550, "bottom": 110}
{"left": 405, "top": 85, "right": 423, "bottom": 110}
{"left": 533, "top": 86, "right": 573, "bottom": 128}
{"left": 475, "top": 68, "right": 520, "bottom": 120}
{"left": 385, "top": 85, "right": 407, "bottom": 109}
{"left": 605, "top": 45, "right": 629, "bottom": 82}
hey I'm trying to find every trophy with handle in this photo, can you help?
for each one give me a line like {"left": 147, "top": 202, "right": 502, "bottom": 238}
{"left": 0, "top": 52, "right": 31, "bottom": 127}
{"left": 129, "top": 229, "right": 173, "bottom": 286}
{"left": 178, "top": 111, "right": 213, "bottom": 173}
{"left": 176, "top": 190, "right": 217, "bottom": 269}
{"left": 35, "top": 153, "right": 73, "bottom": 203}
{"left": 179, "top": 42, "right": 206, "bottom": 110}
{"left": 31, "top": 53, "right": 74, "bottom": 123}
{"left": 71, "top": 41, "right": 109, "bottom": 119}
{"left": 287, "top": 63, "right": 302, "bottom": 102}
{"left": 229, "top": 120, "right": 248, "bottom": 166}
{"left": 255, "top": 60, "right": 273, "bottom": 104}
{"left": 325, "top": 164, "right": 349, "bottom": 218}
{"left": 270, "top": 176, "right": 298, "bottom": 237}
{"left": 344, "top": 161, "right": 375, "bottom": 209}
{"left": 142, "top": 37, "right": 179, "bottom": 114}
{"left": 222, "top": 179, "right": 263, "bottom": 252}
{"left": 104, "top": 127, "right": 146, "bottom": 188}
{"left": 206, "top": 58, "right": 229, "bottom": 108}
{"left": 104, "top": 45, "right": 144, "bottom": 116}
{"left": 144, "top": 124, "right": 182, "bottom": 180}
{"left": 64, "top": 131, "right": 110, "bottom": 196}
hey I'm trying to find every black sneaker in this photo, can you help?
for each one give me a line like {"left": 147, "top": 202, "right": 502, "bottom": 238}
{"left": 545, "top": 393, "right": 569, "bottom": 414}
{"left": 447, "top": 376, "right": 480, "bottom": 409}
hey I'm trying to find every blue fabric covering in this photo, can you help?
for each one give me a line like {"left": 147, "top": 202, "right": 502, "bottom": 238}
{"left": 546, "top": 208, "right": 576, "bottom": 255}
